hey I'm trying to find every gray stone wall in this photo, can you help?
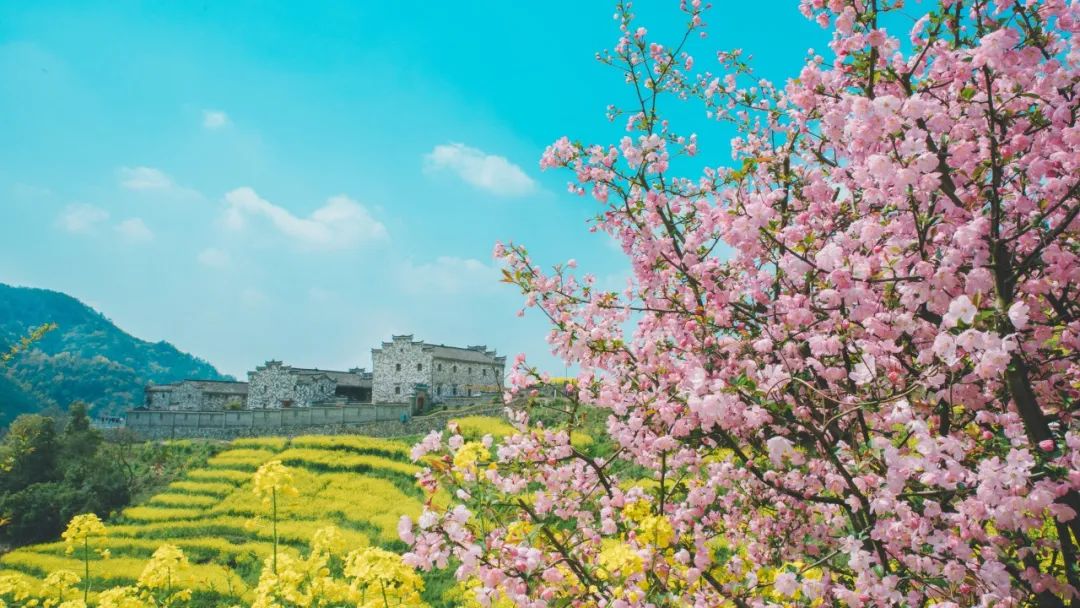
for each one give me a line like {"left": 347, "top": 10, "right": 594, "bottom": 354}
{"left": 372, "top": 336, "right": 506, "bottom": 404}
{"left": 147, "top": 382, "right": 246, "bottom": 411}
{"left": 246, "top": 361, "right": 337, "bottom": 409}
{"left": 295, "top": 375, "right": 336, "bottom": 407}
{"left": 148, "top": 390, "right": 172, "bottom": 410}
{"left": 372, "top": 336, "right": 432, "bottom": 403}
{"left": 430, "top": 357, "right": 503, "bottom": 400}
{"left": 122, "top": 403, "right": 507, "bottom": 441}
{"left": 126, "top": 403, "right": 411, "bottom": 438}
{"left": 174, "top": 383, "right": 203, "bottom": 410}
{"left": 246, "top": 362, "right": 293, "bottom": 409}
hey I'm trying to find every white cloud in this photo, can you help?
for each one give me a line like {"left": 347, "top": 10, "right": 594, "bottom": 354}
{"left": 118, "top": 166, "right": 174, "bottom": 191}
{"left": 221, "top": 205, "right": 246, "bottom": 231}
{"left": 57, "top": 203, "right": 109, "bottom": 234}
{"left": 203, "top": 109, "right": 230, "bottom": 129}
{"left": 423, "top": 143, "right": 536, "bottom": 197}
{"left": 197, "top": 247, "right": 232, "bottom": 269}
{"left": 222, "top": 187, "right": 388, "bottom": 250}
{"left": 115, "top": 218, "right": 154, "bottom": 243}
{"left": 399, "top": 256, "right": 502, "bottom": 295}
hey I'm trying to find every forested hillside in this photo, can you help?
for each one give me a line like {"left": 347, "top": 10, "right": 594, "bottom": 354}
{"left": 0, "top": 283, "right": 227, "bottom": 425}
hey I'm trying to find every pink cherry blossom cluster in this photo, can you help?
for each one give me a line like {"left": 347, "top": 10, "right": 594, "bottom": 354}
{"left": 406, "top": 0, "right": 1080, "bottom": 605}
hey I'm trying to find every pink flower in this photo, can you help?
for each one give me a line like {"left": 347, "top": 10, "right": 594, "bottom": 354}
{"left": 943, "top": 295, "right": 978, "bottom": 328}
{"left": 752, "top": 338, "right": 773, "bottom": 353}
{"left": 766, "top": 435, "right": 795, "bottom": 466}
{"left": 849, "top": 354, "right": 877, "bottom": 386}
{"left": 975, "top": 348, "right": 1010, "bottom": 379}
{"left": 814, "top": 242, "right": 844, "bottom": 272}
{"left": 1008, "top": 301, "right": 1029, "bottom": 330}
{"left": 417, "top": 509, "right": 438, "bottom": 530}
{"left": 398, "top": 515, "right": 415, "bottom": 544}
{"left": 403, "top": 3, "right": 1080, "bottom": 605}
{"left": 774, "top": 571, "right": 799, "bottom": 597}
{"left": 932, "top": 334, "right": 959, "bottom": 365}
{"left": 867, "top": 154, "right": 892, "bottom": 179}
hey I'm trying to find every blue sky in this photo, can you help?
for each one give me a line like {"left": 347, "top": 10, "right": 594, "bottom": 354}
{"left": 0, "top": 2, "right": 826, "bottom": 378}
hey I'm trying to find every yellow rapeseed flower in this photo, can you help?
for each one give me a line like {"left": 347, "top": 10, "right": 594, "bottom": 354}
{"left": 62, "top": 513, "right": 107, "bottom": 604}
{"left": 343, "top": 546, "right": 425, "bottom": 606}
{"left": 309, "top": 526, "right": 345, "bottom": 560}
{"left": 0, "top": 573, "right": 36, "bottom": 604}
{"left": 636, "top": 514, "right": 675, "bottom": 548}
{"left": 622, "top": 500, "right": 652, "bottom": 523}
{"left": 95, "top": 586, "right": 146, "bottom": 608}
{"left": 39, "top": 570, "right": 81, "bottom": 608}
{"left": 251, "top": 551, "right": 309, "bottom": 608}
{"left": 61, "top": 514, "right": 106, "bottom": 556}
{"left": 250, "top": 527, "right": 360, "bottom": 608}
{"left": 136, "top": 544, "right": 190, "bottom": 590}
{"left": 597, "top": 541, "right": 644, "bottom": 581}
{"left": 252, "top": 460, "right": 299, "bottom": 504}
{"left": 452, "top": 442, "right": 490, "bottom": 475}
{"left": 504, "top": 520, "right": 534, "bottom": 544}
{"left": 621, "top": 499, "right": 675, "bottom": 548}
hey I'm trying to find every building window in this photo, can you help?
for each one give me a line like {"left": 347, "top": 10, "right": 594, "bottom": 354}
{"left": 483, "top": 368, "right": 488, "bottom": 376}
{"left": 452, "top": 385, "right": 458, "bottom": 396}
{"left": 436, "top": 385, "right": 442, "bottom": 396}
{"left": 395, "top": 386, "right": 401, "bottom": 395}
{"left": 417, "top": 363, "right": 422, "bottom": 371}
{"left": 453, "top": 365, "right": 457, "bottom": 373}
{"left": 438, "top": 363, "right": 443, "bottom": 371}
{"left": 396, "top": 363, "right": 401, "bottom": 372}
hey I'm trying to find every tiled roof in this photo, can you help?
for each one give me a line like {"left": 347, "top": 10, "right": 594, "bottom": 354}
{"left": 289, "top": 368, "right": 370, "bottom": 387}
{"left": 147, "top": 380, "right": 249, "bottom": 395}
{"left": 424, "top": 344, "right": 505, "bottom": 365}
{"left": 188, "top": 380, "right": 249, "bottom": 395}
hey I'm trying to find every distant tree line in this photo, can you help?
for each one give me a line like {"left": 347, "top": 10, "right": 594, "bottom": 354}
{"left": 0, "top": 403, "right": 217, "bottom": 548}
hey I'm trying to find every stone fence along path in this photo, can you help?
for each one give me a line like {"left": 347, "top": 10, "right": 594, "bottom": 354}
{"left": 124, "top": 402, "right": 507, "bottom": 440}
{"left": 126, "top": 403, "right": 410, "bottom": 440}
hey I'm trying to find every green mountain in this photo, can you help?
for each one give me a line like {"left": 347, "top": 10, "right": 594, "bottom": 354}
{"left": 0, "top": 283, "right": 228, "bottom": 426}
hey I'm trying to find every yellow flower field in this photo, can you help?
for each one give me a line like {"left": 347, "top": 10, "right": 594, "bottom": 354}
{"left": 452, "top": 415, "right": 594, "bottom": 449}
{"left": 0, "top": 431, "right": 432, "bottom": 606}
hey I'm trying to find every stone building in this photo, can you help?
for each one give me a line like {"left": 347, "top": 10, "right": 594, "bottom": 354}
{"left": 146, "top": 379, "right": 250, "bottom": 410}
{"left": 245, "top": 361, "right": 372, "bottom": 409}
{"left": 146, "top": 363, "right": 372, "bottom": 411}
{"left": 371, "top": 335, "right": 505, "bottom": 406}
{"left": 142, "top": 334, "right": 502, "bottom": 413}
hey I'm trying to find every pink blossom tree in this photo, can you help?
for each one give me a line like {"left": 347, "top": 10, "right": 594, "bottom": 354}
{"left": 405, "top": 1, "right": 1080, "bottom": 605}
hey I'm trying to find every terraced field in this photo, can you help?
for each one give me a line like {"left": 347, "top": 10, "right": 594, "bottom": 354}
{"left": 0, "top": 434, "right": 431, "bottom": 606}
